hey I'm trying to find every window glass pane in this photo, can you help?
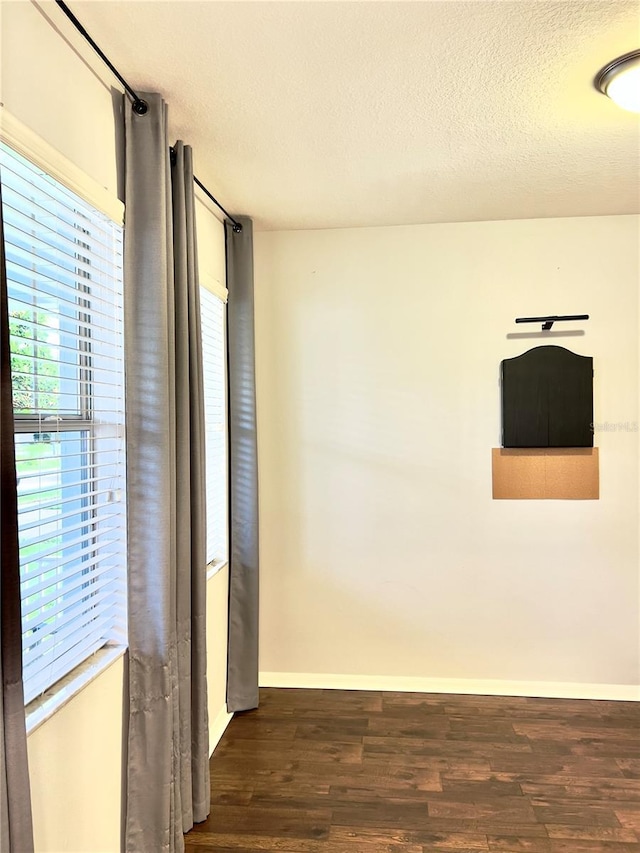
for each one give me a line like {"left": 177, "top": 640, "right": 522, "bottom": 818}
{"left": 201, "top": 287, "right": 228, "bottom": 566}
{"left": 1, "top": 140, "right": 126, "bottom": 705}
{"left": 9, "top": 290, "right": 82, "bottom": 417}
{"left": 17, "top": 430, "right": 91, "bottom": 625}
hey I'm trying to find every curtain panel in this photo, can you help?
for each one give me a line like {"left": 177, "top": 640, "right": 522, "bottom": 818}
{"left": 123, "top": 94, "right": 209, "bottom": 853}
{"left": 0, "top": 180, "right": 34, "bottom": 853}
{"left": 225, "top": 217, "right": 260, "bottom": 713}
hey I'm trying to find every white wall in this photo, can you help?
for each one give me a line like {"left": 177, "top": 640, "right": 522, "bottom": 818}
{"left": 0, "top": 0, "right": 121, "bottom": 199}
{"left": 1, "top": 2, "right": 229, "bottom": 850}
{"left": 27, "top": 659, "right": 125, "bottom": 853}
{"left": 254, "top": 215, "right": 640, "bottom": 694}
{"left": 206, "top": 566, "right": 233, "bottom": 746}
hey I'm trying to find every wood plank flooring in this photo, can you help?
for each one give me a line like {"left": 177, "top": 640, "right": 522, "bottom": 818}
{"left": 184, "top": 688, "right": 640, "bottom": 852}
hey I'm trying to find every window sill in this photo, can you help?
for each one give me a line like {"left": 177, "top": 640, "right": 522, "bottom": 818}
{"left": 25, "top": 644, "right": 127, "bottom": 736}
{"left": 24, "top": 564, "right": 227, "bottom": 733}
{"left": 207, "top": 559, "right": 228, "bottom": 581}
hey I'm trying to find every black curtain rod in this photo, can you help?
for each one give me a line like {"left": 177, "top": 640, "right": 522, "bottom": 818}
{"left": 54, "top": 0, "right": 242, "bottom": 233}
{"left": 516, "top": 314, "right": 589, "bottom": 331}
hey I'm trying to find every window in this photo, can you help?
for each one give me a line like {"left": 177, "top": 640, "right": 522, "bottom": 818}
{"left": 200, "top": 283, "right": 228, "bottom": 569}
{"left": 1, "top": 141, "right": 126, "bottom": 705}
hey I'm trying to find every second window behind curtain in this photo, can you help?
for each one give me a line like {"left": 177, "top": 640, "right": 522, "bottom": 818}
{"left": 201, "top": 285, "right": 228, "bottom": 569}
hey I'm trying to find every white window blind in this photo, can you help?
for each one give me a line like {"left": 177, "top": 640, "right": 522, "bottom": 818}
{"left": 200, "top": 286, "right": 228, "bottom": 567}
{"left": 1, "top": 141, "right": 126, "bottom": 705}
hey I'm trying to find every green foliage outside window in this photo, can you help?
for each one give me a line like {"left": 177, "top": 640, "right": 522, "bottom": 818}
{"left": 9, "top": 308, "right": 59, "bottom": 413}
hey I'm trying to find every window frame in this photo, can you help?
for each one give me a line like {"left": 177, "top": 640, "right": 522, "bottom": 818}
{"left": 1, "top": 109, "right": 127, "bottom": 730}
{"left": 199, "top": 271, "right": 229, "bottom": 578}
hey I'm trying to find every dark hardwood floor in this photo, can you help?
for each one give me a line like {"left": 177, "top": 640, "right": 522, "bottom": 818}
{"left": 185, "top": 687, "right": 640, "bottom": 852}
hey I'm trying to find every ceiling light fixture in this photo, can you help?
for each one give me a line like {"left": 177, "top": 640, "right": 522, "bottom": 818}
{"left": 595, "top": 50, "right": 640, "bottom": 113}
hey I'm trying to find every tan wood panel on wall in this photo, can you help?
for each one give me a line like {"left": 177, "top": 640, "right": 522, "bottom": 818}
{"left": 492, "top": 448, "right": 599, "bottom": 500}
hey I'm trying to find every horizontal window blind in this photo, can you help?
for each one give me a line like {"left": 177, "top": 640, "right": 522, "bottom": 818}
{"left": 1, "top": 141, "right": 126, "bottom": 705}
{"left": 200, "top": 286, "right": 228, "bottom": 567}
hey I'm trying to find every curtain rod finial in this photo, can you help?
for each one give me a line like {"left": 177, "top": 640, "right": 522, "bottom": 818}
{"left": 132, "top": 99, "right": 148, "bottom": 116}
{"left": 232, "top": 222, "right": 243, "bottom": 233}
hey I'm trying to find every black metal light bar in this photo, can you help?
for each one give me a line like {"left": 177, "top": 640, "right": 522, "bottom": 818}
{"left": 516, "top": 314, "right": 589, "bottom": 331}
{"left": 54, "top": 0, "right": 242, "bottom": 233}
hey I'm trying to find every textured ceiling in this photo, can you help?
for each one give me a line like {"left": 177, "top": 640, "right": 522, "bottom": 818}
{"left": 63, "top": 0, "right": 639, "bottom": 230}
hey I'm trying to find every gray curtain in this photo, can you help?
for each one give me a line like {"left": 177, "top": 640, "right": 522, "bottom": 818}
{"left": 123, "top": 94, "right": 209, "bottom": 853}
{"left": 0, "top": 181, "right": 35, "bottom": 853}
{"left": 225, "top": 218, "right": 260, "bottom": 713}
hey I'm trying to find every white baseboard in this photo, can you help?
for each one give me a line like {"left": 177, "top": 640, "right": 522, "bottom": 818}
{"left": 259, "top": 672, "right": 639, "bottom": 702}
{"left": 209, "top": 706, "right": 233, "bottom": 756}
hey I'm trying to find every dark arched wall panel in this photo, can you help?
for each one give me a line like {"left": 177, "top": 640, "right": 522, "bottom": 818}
{"left": 501, "top": 345, "right": 593, "bottom": 448}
